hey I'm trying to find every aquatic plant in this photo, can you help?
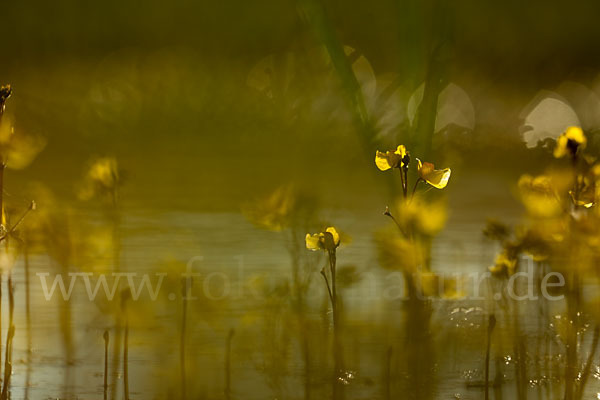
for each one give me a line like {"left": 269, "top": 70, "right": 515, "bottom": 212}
{"left": 374, "top": 143, "right": 451, "bottom": 400}
{"left": 122, "top": 290, "right": 131, "bottom": 400}
{"left": 244, "top": 185, "right": 320, "bottom": 398}
{"left": 486, "top": 126, "right": 600, "bottom": 400}
{"left": 79, "top": 156, "right": 124, "bottom": 399}
{"left": 0, "top": 84, "right": 42, "bottom": 398}
{"left": 224, "top": 328, "right": 235, "bottom": 400}
{"left": 306, "top": 226, "right": 344, "bottom": 400}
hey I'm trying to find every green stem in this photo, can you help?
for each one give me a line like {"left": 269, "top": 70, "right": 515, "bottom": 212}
{"left": 411, "top": 178, "right": 422, "bottom": 199}
{"left": 328, "top": 249, "right": 343, "bottom": 400}
{"left": 384, "top": 208, "right": 407, "bottom": 237}
{"left": 320, "top": 268, "right": 334, "bottom": 305}
{"left": 398, "top": 168, "right": 407, "bottom": 198}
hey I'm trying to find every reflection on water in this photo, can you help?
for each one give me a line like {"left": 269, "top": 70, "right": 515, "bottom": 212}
{"left": 0, "top": 204, "right": 594, "bottom": 399}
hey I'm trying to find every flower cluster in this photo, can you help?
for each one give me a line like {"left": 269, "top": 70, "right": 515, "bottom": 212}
{"left": 375, "top": 144, "right": 451, "bottom": 192}
{"left": 374, "top": 144, "right": 455, "bottom": 298}
{"left": 488, "top": 126, "right": 600, "bottom": 277}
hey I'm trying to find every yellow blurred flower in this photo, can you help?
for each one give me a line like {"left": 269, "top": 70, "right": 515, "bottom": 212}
{"left": 79, "top": 157, "right": 120, "bottom": 200}
{"left": 517, "top": 174, "right": 562, "bottom": 217}
{"left": 375, "top": 145, "right": 409, "bottom": 171}
{"left": 489, "top": 251, "right": 517, "bottom": 277}
{"left": 374, "top": 228, "right": 421, "bottom": 273}
{"left": 554, "top": 126, "right": 586, "bottom": 158}
{"left": 89, "top": 157, "right": 119, "bottom": 188}
{"left": 305, "top": 226, "right": 340, "bottom": 252}
{"left": 243, "top": 185, "right": 295, "bottom": 231}
{"left": 0, "top": 95, "right": 46, "bottom": 170}
{"left": 416, "top": 159, "right": 451, "bottom": 189}
{"left": 397, "top": 195, "right": 447, "bottom": 236}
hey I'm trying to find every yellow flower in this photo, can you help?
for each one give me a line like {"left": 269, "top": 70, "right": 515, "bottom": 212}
{"left": 306, "top": 226, "right": 340, "bottom": 252}
{"left": 489, "top": 251, "right": 517, "bottom": 277}
{"left": 375, "top": 145, "right": 409, "bottom": 171}
{"left": 554, "top": 126, "right": 586, "bottom": 158}
{"left": 416, "top": 159, "right": 451, "bottom": 189}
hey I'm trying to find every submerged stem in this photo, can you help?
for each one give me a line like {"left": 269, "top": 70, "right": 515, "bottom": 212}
{"left": 485, "top": 314, "right": 496, "bottom": 400}
{"left": 24, "top": 242, "right": 32, "bottom": 400}
{"left": 576, "top": 324, "right": 600, "bottom": 400}
{"left": 181, "top": 278, "right": 190, "bottom": 400}
{"left": 0, "top": 325, "right": 14, "bottom": 400}
{"left": 384, "top": 346, "right": 392, "bottom": 400}
{"left": 225, "top": 328, "right": 235, "bottom": 400}
{"left": 123, "top": 316, "right": 129, "bottom": 400}
{"left": 103, "top": 331, "right": 109, "bottom": 400}
{"left": 328, "top": 249, "right": 343, "bottom": 400}
{"left": 1, "top": 274, "right": 15, "bottom": 400}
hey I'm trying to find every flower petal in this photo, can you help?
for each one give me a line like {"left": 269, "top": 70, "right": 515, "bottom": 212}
{"left": 425, "top": 168, "right": 451, "bottom": 189}
{"left": 553, "top": 135, "right": 569, "bottom": 158}
{"left": 565, "top": 126, "right": 586, "bottom": 145}
{"left": 554, "top": 126, "right": 586, "bottom": 158}
{"left": 375, "top": 151, "right": 394, "bottom": 171}
{"left": 326, "top": 226, "right": 340, "bottom": 246}
{"left": 416, "top": 159, "right": 434, "bottom": 178}
{"left": 394, "top": 145, "right": 407, "bottom": 158}
{"left": 305, "top": 233, "right": 321, "bottom": 251}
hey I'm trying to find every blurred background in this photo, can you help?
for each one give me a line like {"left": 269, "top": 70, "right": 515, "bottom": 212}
{"left": 2, "top": 0, "right": 600, "bottom": 399}
{"left": 2, "top": 0, "right": 600, "bottom": 209}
